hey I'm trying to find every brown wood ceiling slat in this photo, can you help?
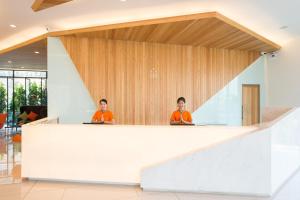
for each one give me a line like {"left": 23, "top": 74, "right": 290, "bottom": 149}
{"left": 32, "top": 0, "right": 73, "bottom": 12}
{"left": 70, "top": 16, "right": 279, "bottom": 52}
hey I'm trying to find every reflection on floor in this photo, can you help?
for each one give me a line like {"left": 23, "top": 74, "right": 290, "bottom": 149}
{"left": 1, "top": 134, "right": 300, "bottom": 200}
{"left": 0, "top": 134, "right": 22, "bottom": 185}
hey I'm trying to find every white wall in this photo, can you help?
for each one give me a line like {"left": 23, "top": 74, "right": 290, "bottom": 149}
{"left": 192, "top": 57, "right": 266, "bottom": 126}
{"left": 267, "top": 37, "right": 300, "bottom": 107}
{"left": 47, "top": 37, "right": 96, "bottom": 123}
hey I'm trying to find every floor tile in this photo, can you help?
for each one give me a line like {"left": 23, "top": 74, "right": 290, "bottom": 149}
{"left": 30, "top": 180, "right": 86, "bottom": 191}
{"left": 0, "top": 194, "right": 23, "bottom": 200}
{"left": 0, "top": 181, "right": 34, "bottom": 199}
{"left": 176, "top": 192, "right": 268, "bottom": 200}
{"left": 62, "top": 186, "right": 138, "bottom": 200}
{"left": 24, "top": 189, "right": 65, "bottom": 200}
{"left": 134, "top": 191, "right": 178, "bottom": 200}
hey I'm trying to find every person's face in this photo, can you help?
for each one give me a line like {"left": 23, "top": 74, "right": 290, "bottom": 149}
{"left": 100, "top": 102, "right": 107, "bottom": 111}
{"left": 177, "top": 100, "right": 185, "bottom": 110}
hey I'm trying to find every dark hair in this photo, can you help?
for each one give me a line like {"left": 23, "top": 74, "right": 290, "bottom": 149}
{"left": 177, "top": 97, "right": 186, "bottom": 103}
{"left": 99, "top": 99, "right": 108, "bottom": 104}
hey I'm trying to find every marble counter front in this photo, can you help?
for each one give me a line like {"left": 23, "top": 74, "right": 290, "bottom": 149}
{"left": 22, "top": 109, "right": 300, "bottom": 197}
{"left": 22, "top": 122, "right": 256, "bottom": 184}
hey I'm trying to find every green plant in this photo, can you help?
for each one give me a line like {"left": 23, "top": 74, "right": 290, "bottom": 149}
{"left": 28, "top": 82, "right": 41, "bottom": 106}
{"left": 9, "top": 84, "right": 26, "bottom": 113}
{"left": 0, "top": 83, "right": 7, "bottom": 113}
{"left": 41, "top": 87, "right": 47, "bottom": 105}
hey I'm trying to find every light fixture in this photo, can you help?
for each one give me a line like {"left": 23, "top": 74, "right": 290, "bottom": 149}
{"left": 120, "top": 0, "right": 127, "bottom": 2}
{"left": 280, "top": 25, "right": 288, "bottom": 30}
{"left": 34, "top": 51, "right": 40, "bottom": 54}
{"left": 9, "top": 24, "right": 17, "bottom": 28}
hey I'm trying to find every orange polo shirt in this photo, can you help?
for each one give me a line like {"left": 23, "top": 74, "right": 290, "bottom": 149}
{"left": 170, "top": 110, "right": 192, "bottom": 123}
{"left": 92, "top": 110, "right": 113, "bottom": 122}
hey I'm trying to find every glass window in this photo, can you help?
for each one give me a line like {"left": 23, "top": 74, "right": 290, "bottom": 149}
{"left": 0, "top": 70, "right": 47, "bottom": 127}
{"left": 13, "top": 78, "right": 26, "bottom": 116}
{"left": 7, "top": 78, "right": 13, "bottom": 126}
{"left": 41, "top": 79, "right": 47, "bottom": 106}
{"left": 14, "top": 70, "right": 47, "bottom": 78}
{"left": 0, "top": 78, "right": 7, "bottom": 113}
{"left": 26, "top": 78, "right": 42, "bottom": 106}
{"left": 0, "top": 70, "right": 13, "bottom": 77}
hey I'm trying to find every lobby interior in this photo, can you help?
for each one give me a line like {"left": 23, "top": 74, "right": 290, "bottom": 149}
{"left": 1, "top": 1, "right": 300, "bottom": 200}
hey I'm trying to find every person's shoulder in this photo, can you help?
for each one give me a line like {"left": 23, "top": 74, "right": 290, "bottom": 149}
{"left": 92, "top": 110, "right": 101, "bottom": 118}
{"left": 94, "top": 110, "right": 101, "bottom": 114}
{"left": 184, "top": 111, "right": 192, "bottom": 115}
{"left": 107, "top": 110, "right": 113, "bottom": 115}
{"left": 172, "top": 110, "right": 180, "bottom": 115}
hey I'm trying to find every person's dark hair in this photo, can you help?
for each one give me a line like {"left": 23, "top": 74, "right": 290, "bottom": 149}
{"left": 177, "top": 97, "right": 186, "bottom": 104}
{"left": 99, "top": 99, "right": 108, "bottom": 104}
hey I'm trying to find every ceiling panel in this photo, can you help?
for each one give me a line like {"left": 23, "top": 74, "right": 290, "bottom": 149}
{"left": 69, "top": 15, "right": 279, "bottom": 52}
{"left": 32, "top": 0, "right": 73, "bottom": 12}
{"left": 2, "top": 0, "right": 299, "bottom": 52}
{"left": 0, "top": 12, "right": 280, "bottom": 69}
{"left": 0, "top": 39, "right": 47, "bottom": 70}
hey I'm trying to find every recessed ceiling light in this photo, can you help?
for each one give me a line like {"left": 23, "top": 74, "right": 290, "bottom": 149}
{"left": 9, "top": 24, "right": 16, "bottom": 28}
{"left": 34, "top": 51, "right": 40, "bottom": 54}
{"left": 280, "top": 25, "right": 288, "bottom": 30}
{"left": 120, "top": 0, "right": 127, "bottom": 2}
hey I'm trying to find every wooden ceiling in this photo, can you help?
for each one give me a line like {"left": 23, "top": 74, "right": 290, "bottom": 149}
{"left": 0, "top": 39, "right": 47, "bottom": 70}
{"left": 70, "top": 18, "right": 270, "bottom": 51}
{"left": 0, "top": 12, "right": 280, "bottom": 56}
{"left": 51, "top": 12, "right": 280, "bottom": 52}
{"left": 32, "top": 0, "right": 73, "bottom": 12}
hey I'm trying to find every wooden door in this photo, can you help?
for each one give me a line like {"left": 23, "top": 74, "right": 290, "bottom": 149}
{"left": 242, "top": 84, "right": 260, "bottom": 126}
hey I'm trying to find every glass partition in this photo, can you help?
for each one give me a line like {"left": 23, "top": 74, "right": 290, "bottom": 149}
{"left": 0, "top": 69, "right": 48, "bottom": 127}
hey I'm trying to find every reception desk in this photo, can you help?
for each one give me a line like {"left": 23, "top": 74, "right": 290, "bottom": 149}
{"left": 22, "top": 120, "right": 256, "bottom": 184}
{"left": 22, "top": 108, "right": 300, "bottom": 196}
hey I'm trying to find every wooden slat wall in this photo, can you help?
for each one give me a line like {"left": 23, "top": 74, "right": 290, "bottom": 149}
{"left": 60, "top": 36, "right": 260, "bottom": 125}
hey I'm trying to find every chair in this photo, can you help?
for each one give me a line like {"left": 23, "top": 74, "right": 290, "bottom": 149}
{"left": 17, "top": 106, "right": 47, "bottom": 126}
{"left": 0, "top": 113, "right": 7, "bottom": 130}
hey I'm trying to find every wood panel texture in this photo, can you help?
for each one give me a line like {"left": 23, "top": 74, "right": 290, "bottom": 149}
{"left": 54, "top": 12, "right": 280, "bottom": 52}
{"left": 60, "top": 36, "right": 260, "bottom": 125}
{"left": 242, "top": 84, "right": 260, "bottom": 126}
{"left": 0, "top": 12, "right": 280, "bottom": 55}
{"left": 31, "top": 0, "right": 73, "bottom": 12}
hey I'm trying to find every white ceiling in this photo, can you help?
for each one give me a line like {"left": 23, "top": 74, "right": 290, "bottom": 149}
{"left": 0, "top": 0, "right": 299, "bottom": 59}
{"left": 0, "top": 40, "right": 47, "bottom": 70}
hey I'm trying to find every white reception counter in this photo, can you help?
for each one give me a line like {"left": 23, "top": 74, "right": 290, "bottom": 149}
{"left": 22, "top": 108, "right": 300, "bottom": 196}
{"left": 22, "top": 120, "right": 256, "bottom": 184}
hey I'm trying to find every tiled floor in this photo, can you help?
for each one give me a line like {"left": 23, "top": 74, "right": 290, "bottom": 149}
{"left": 3, "top": 178, "right": 300, "bottom": 200}
{"left": 1, "top": 134, "right": 300, "bottom": 200}
{"left": 0, "top": 134, "right": 22, "bottom": 185}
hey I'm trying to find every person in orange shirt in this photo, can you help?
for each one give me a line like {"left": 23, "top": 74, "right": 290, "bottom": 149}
{"left": 92, "top": 99, "right": 115, "bottom": 124}
{"left": 170, "top": 97, "right": 193, "bottom": 125}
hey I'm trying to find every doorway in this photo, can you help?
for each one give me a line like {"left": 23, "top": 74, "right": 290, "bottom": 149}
{"left": 242, "top": 84, "right": 260, "bottom": 126}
